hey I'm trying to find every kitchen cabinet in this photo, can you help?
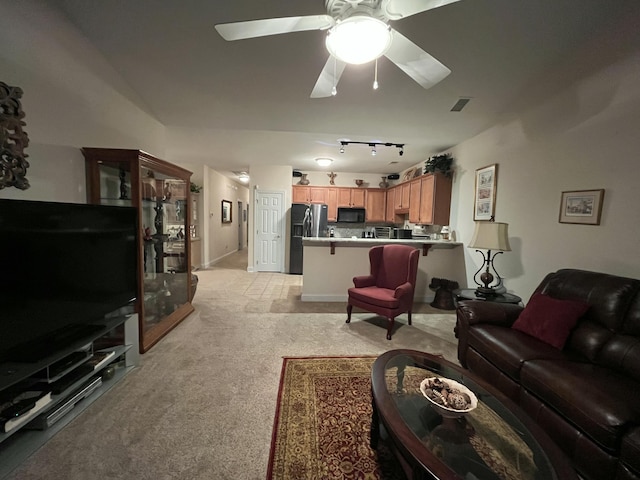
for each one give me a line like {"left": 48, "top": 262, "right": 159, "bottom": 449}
{"left": 292, "top": 185, "right": 326, "bottom": 204}
{"left": 84, "top": 148, "right": 194, "bottom": 353}
{"left": 337, "top": 187, "right": 366, "bottom": 207}
{"left": 408, "top": 179, "right": 422, "bottom": 223}
{"left": 365, "top": 189, "right": 386, "bottom": 222}
{"left": 394, "top": 182, "right": 411, "bottom": 212}
{"left": 408, "top": 173, "right": 452, "bottom": 225}
{"left": 386, "top": 187, "right": 396, "bottom": 223}
{"left": 326, "top": 187, "right": 338, "bottom": 222}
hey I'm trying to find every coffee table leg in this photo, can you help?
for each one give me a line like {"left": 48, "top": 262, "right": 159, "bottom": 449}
{"left": 370, "top": 391, "right": 380, "bottom": 449}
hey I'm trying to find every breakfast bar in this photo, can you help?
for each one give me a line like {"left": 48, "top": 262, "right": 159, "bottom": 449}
{"left": 301, "top": 237, "right": 465, "bottom": 302}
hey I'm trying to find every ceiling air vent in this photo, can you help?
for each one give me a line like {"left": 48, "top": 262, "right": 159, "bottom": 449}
{"left": 450, "top": 98, "right": 471, "bottom": 112}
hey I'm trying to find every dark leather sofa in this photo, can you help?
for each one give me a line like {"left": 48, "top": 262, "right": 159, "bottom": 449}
{"left": 455, "top": 269, "right": 640, "bottom": 480}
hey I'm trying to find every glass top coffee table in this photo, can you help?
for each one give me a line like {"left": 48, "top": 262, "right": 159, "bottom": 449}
{"left": 371, "top": 349, "right": 577, "bottom": 480}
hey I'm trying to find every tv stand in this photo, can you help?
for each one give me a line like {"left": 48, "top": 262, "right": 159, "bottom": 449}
{"left": 0, "top": 314, "right": 139, "bottom": 479}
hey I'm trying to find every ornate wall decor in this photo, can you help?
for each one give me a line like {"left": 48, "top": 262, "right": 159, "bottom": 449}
{"left": 1, "top": 82, "right": 30, "bottom": 190}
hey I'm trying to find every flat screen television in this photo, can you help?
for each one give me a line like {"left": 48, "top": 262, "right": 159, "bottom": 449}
{"left": 0, "top": 199, "right": 138, "bottom": 363}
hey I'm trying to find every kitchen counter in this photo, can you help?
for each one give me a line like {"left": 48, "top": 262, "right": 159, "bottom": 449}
{"left": 302, "top": 237, "right": 462, "bottom": 256}
{"left": 300, "top": 238, "right": 465, "bottom": 302}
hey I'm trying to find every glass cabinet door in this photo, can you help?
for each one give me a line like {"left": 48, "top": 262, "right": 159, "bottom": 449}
{"left": 139, "top": 166, "right": 190, "bottom": 337}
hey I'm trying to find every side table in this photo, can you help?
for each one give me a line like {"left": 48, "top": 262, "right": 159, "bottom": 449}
{"left": 453, "top": 288, "right": 522, "bottom": 305}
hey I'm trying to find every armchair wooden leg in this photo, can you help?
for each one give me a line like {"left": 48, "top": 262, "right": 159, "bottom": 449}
{"left": 346, "top": 303, "right": 353, "bottom": 323}
{"left": 408, "top": 311, "right": 412, "bottom": 326}
{"left": 386, "top": 317, "right": 394, "bottom": 340}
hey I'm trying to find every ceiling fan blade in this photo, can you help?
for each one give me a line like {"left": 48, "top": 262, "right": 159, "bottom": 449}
{"left": 384, "top": 29, "right": 451, "bottom": 90}
{"left": 310, "top": 56, "right": 347, "bottom": 98}
{"left": 382, "top": 0, "right": 461, "bottom": 19}
{"left": 215, "top": 15, "right": 334, "bottom": 41}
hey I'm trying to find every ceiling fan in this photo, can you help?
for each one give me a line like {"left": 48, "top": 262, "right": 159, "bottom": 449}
{"left": 215, "top": 0, "right": 460, "bottom": 98}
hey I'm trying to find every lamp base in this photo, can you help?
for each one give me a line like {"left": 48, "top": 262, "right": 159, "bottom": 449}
{"left": 474, "top": 287, "right": 499, "bottom": 297}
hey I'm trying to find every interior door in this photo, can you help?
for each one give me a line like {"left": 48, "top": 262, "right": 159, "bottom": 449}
{"left": 255, "top": 190, "right": 284, "bottom": 272}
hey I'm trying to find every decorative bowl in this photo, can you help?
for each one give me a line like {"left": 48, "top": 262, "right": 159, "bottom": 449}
{"left": 420, "top": 377, "right": 478, "bottom": 418}
{"left": 354, "top": 179, "right": 364, "bottom": 187}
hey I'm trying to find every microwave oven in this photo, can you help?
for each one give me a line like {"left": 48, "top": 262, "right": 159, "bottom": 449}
{"left": 337, "top": 207, "right": 366, "bottom": 223}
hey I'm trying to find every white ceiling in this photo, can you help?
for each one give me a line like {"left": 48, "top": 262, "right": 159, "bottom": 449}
{"left": 50, "top": 0, "right": 634, "bottom": 178}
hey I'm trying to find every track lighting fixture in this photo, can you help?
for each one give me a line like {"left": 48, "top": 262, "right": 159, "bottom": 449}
{"left": 339, "top": 140, "right": 405, "bottom": 156}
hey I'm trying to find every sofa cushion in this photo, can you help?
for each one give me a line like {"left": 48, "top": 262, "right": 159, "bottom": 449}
{"left": 467, "top": 324, "right": 572, "bottom": 380}
{"left": 521, "top": 359, "right": 640, "bottom": 450}
{"left": 512, "top": 292, "right": 589, "bottom": 349}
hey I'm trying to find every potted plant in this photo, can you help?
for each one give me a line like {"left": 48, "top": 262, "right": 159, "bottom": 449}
{"left": 424, "top": 153, "right": 454, "bottom": 178}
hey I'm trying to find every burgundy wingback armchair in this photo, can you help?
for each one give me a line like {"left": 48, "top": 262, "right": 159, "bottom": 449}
{"left": 346, "top": 244, "right": 420, "bottom": 340}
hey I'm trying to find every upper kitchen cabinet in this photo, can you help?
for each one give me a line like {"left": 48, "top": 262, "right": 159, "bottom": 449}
{"left": 337, "top": 188, "right": 366, "bottom": 208}
{"left": 394, "top": 182, "right": 411, "bottom": 213}
{"left": 365, "top": 189, "right": 386, "bottom": 222}
{"left": 408, "top": 173, "right": 452, "bottom": 225}
{"left": 385, "top": 187, "right": 397, "bottom": 223}
{"left": 83, "top": 148, "right": 195, "bottom": 353}
{"left": 292, "top": 186, "right": 326, "bottom": 204}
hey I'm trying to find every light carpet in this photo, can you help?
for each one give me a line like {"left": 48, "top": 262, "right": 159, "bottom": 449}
{"left": 6, "top": 255, "right": 458, "bottom": 480}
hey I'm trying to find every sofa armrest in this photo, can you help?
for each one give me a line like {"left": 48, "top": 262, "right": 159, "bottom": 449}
{"left": 457, "top": 300, "right": 524, "bottom": 328}
{"left": 456, "top": 300, "right": 524, "bottom": 368}
{"left": 353, "top": 275, "right": 375, "bottom": 288}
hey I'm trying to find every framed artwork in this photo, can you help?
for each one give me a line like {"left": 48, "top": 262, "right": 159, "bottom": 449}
{"left": 474, "top": 164, "right": 497, "bottom": 221}
{"left": 559, "top": 189, "right": 604, "bottom": 225}
{"left": 221, "top": 199, "right": 232, "bottom": 223}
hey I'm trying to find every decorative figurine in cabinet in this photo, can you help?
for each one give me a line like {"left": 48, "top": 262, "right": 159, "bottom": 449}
{"left": 83, "top": 148, "right": 195, "bottom": 353}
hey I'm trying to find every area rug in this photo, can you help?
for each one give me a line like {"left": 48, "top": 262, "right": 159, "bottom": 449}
{"left": 266, "top": 356, "right": 405, "bottom": 480}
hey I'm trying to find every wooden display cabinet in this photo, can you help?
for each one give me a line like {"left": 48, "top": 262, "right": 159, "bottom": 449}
{"left": 83, "top": 148, "right": 195, "bottom": 353}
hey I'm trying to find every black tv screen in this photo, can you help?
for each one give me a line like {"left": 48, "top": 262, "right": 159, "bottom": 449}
{"left": 0, "top": 199, "right": 138, "bottom": 362}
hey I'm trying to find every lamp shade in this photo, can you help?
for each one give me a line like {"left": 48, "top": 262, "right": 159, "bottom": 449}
{"left": 469, "top": 222, "right": 511, "bottom": 251}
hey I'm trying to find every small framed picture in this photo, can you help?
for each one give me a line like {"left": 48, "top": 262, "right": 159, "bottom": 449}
{"left": 559, "top": 189, "right": 605, "bottom": 225}
{"left": 221, "top": 199, "right": 232, "bottom": 223}
{"left": 474, "top": 164, "right": 497, "bottom": 221}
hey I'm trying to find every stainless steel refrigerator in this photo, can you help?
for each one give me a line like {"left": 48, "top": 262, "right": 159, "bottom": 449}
{"left": 289, "top": 203, "right": 328, "bottom": 275}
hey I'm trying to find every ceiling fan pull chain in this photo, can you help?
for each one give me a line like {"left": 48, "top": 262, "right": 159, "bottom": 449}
{"left": 331, "top": 56, "right": 338, "bottom": 96}
{"left": 373, "top": 58, "right": 379, "bottom": 90}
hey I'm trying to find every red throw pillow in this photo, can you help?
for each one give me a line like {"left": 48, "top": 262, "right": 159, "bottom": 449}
{"left": 512, "top": 292, "right": 589, "bottom": 349}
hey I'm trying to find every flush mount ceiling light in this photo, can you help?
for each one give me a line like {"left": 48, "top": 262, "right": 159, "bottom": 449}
{"left": 315, "top": 157, "right": 333, "bottom": 167}
{"left": 234, "top": 171, "right": 250, "bottom": 183}
{"left": 325, "top": 16, "right": 392, "bottom": 65}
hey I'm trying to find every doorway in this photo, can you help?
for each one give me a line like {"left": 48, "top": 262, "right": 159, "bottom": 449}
{"left": 237, "top": 200, "right": 243, "bottom": 250}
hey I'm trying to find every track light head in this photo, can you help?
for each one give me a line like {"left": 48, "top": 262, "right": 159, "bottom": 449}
{"left": 339, "top": 146, "right": 345, "bottom": 154}
{"left": 399, "top": 148, "right": 404, "bottom": 156}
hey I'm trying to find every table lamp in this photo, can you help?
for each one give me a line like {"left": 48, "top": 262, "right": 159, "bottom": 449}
{"left": 469, "top": 221, "right": 511, "bottom": 296}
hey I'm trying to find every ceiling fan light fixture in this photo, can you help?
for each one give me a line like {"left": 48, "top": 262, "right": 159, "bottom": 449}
{"left": 325, "top": 16, "right": 392, "bottom": 65}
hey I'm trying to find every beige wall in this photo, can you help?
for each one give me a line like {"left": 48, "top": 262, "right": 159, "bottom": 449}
{"left": 0, "top": 2, "right": 166, "bottom": 203}
{"left": 447, "top": 29, "right": 640, "bottom": 300}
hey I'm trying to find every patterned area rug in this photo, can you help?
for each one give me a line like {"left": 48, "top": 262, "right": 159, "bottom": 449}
{"left": 267, "top": 356, "right": 405, "bottom": 480}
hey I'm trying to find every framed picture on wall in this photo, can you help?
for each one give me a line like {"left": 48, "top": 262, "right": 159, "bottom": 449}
{"left": 474, "top": 164, "right": 497, "bottom": 221}
{"left": 221, "top": 199, "right": 232, "bottom": 223}
{"left": 559, "top": 189, "right": 605, "bottom": 225}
